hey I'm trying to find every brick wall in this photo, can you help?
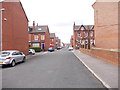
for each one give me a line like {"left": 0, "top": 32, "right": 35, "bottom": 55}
{"left": 45, "top": 30, "right": 50, "bottom": 50}
{"left": 73, "top": 31, "right": 78, "bottom": 49}
{"left": 2, "top": 2, "right": 28, "bottom": 55}
{"left": 80, "top": 48, "right": 119, "bottom": 66}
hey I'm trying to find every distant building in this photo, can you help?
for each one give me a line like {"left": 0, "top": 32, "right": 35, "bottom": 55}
{"left": 0, "top": 0, "right": 29, "bottom": 54}
{"left": 56, "top": 37, "right": 61, "bottom": 48}
{"left": 70, "top": 35, "right": 73, "bottom": 47}
{"left": 29, "top": 22, "right": 50, "bottom": 51}
{"left": 73, "top": 22, "right": 94, "bottom": 49}
{"left": 50, "top": 33, "right": 56, "bottom": 49}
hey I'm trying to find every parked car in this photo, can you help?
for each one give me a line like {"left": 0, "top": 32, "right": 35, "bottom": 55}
{"left": 57, "top": 47, "right": 61, "bottom": 50}
{"left": 29, "top": 49, "right": 35, "bottom": 55}
{"left": 0, "top": 50, "right": 26, "bottom": 67}
{"left": 68, "top": 46, "right": 73, "bottom": 51}
{"left": 48, "top": 47, "right": 54, "bottom": 52}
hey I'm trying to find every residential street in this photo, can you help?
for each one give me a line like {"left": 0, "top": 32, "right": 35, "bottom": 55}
{"left": 2, "top": 48, "right": 106, "bottom": 88}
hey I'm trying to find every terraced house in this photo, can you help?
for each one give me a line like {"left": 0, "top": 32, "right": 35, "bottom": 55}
{"left": 29, "top": 22, "right": 50, "bottom": 51}
{"left": 50, "top": 33, "right": 56, "bottom": 49}
{"left": 73, "top": 22, "right": 94, "bottom": 49}
{"left": 70, "top": 35, "right": 73, "bottom": 47}
{"left": 56, "top": 37, "right": 61, "bottom": 48}
{"left": 0, "top": 0, "right": 29, "bottom": 54}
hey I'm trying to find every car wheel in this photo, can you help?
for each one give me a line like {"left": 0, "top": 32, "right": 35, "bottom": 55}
{"left": 22, "top": 57, "right": 26, "bottom": 62}
{"left": 11, "top": 60, "right": 15, "bottom": 67}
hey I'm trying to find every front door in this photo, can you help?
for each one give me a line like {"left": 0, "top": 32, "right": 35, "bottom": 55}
{"left": 41, "top": 42, "right": 45, "bottom": 50}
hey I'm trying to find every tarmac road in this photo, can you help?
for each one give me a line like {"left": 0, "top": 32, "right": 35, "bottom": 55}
{"left": 2, "top": 48, "right": 106, "bottom": 88}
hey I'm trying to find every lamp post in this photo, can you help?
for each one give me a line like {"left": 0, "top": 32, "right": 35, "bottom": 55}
{"left": 0, "top": 8, "right": 5, "bottom": 51}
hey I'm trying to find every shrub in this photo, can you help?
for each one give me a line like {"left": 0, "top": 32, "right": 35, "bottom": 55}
{"left": 29, "top": 47, "right": 42, "bottom": 52}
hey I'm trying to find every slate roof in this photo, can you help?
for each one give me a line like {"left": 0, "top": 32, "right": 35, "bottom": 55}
{"left": 50, "top": 33, "right": 55, "bottom": 38}
{"left": 74, "top": 25, "right": 94, "bottom": 31}
{"left": 74, "top": 25, "right": 81, "bottom": 30}
{"left": 83, "top": 25, "right": 94, "bottom": 30}
{"left": 29, "top": 25, "right": 48, "bottom": 34}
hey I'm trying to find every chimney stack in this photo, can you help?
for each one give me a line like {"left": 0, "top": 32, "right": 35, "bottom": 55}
{"left": 73, "top": 22, "right": 75, "bottom": 29}
{"left": 33, "top": 21, "right": 35, "bottom": 30}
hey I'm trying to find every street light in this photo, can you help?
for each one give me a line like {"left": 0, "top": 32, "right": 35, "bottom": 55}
{"left": 0, "top": 8, "right": 5, "bottom": 51}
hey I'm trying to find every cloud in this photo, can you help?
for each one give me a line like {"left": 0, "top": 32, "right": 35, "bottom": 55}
{"left": 21, "top": 0, "right": 96, "bottom": 43}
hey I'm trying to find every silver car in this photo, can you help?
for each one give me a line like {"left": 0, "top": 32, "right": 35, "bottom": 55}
{"left": 0, "top": 50, "right": 26, "bottom": 67}
{"left": 29, "top": 49, "right": 35, "bottom": 55}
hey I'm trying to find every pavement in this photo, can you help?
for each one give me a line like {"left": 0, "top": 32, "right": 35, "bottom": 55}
{"left": 73, "top": 50, "right": 119, "bottom": 89}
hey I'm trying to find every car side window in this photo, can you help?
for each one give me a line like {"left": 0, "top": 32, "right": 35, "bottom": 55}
{"left": 12, "top": 52, "right": 18, "bottom": 55}
{"left": 19, "top": 52, "right": 23, "bottom": 55}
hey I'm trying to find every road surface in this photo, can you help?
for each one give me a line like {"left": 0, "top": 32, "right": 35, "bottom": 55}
{"left": 2, "top": 48, "right": 106, "bottom": 88}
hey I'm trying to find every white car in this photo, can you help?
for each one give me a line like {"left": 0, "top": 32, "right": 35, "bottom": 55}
{"left": 29, "top": 49, "right": 35, "bottom": 55}
{"left": 0, "top": 50, "right": 26, "bottom": 67}
{"left": 68, "top": 46, "right": 73, "bottom": 51}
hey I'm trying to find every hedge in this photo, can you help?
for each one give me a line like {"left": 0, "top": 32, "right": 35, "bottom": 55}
{"left": 29, "top": 47, "right": 42, "bottom": 52}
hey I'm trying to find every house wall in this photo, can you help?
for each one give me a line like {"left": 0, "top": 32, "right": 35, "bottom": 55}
{"left": 79, "top": 1, "right": 120, "bottom": 65}
{"left": 45, "top": 30, "right": 50, "bottom": 50}
{"left": 2, "top": 2, "right": 28, "bottom": 54}
{"left": 50, "top": 38, "right": 56, "bottom": 48}
{"left": 73, "top": 31, "right": 78, "bottom": 49}
{"left": 93, "top": 2, "right": 118, "bottom": 49}
{"left": 0, "top": 3, "right": 2, "bottom": 51}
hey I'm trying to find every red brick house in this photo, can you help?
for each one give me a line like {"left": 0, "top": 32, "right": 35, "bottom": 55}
{"left": 29, "top": 22, "right": 50, "bottom": 51}
{"left": 0, "top": 0, "right": 29, "bottom": 54}
{"left": 50, "top": 33, "right": 56, "bottom": 49}
{"left": 56, "top": 37, "right": 61, "bottom": 48}
{"left": 58, "top": 38, "right": 61, "bottom": 47}
{"left": 73, "top": 22, "right": 94, "bottom": 49}
{"left": 70, "top": 35, "right": 73, "bottom": 47}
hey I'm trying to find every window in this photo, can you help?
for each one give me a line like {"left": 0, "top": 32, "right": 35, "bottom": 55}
{"left": 33, "top": 43, "right": 40, "bottom": 47}
{"left": 41, "top": 35, "right": 45, "bottom": 40}
{"left": 90, "top": 39, "right": 94, "bottom": 44}
{"left": 85, "top": 40, "right": 88, "bottom": 44}
{"left": 78, "top": 32, "right": 81, "bottom": 37}
{"left": 12, "top": 52, "right": 20, "bottom": 55}
{"left": 84, "top": 32, "right": 88, "bottom": 37}
{"left": 18, "top": 52, "right": 23, "bottom": 55}
{"left": 52, "top": 39, "right": 54, "bottom": 42}
{"left": 38, "top": 28, "right": 41, "bottom": 30}
{"left": 90, "top": 31, "right": 93, "bottom": 37}
{"left": 34, "top": 35, "right": 39, "bottom": 40}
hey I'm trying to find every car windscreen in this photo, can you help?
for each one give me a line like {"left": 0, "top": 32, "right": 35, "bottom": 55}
{"left": 48, "top": 48, "right": 53, "bottom": 50}
{"left": 0, "top": 52, "right": 10, "bottom": 57}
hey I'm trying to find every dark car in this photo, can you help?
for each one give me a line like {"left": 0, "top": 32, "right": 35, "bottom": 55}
{"left": 56, "top": 47, "right": 61, "bottom": 50}
{"left": 48, "top": 47, "right": 54, "bottom": 52}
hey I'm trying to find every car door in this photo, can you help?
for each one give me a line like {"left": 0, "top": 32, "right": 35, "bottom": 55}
{"left": 12, "top": 52, "right": 21, "bottom": 63}
{"left": 18, "top": 52, "right": 24, "bottom": 62}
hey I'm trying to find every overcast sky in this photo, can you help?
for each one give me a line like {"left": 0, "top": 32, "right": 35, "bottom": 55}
{"left": 20, "top": 0, "right": 96, "bottom": 43}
